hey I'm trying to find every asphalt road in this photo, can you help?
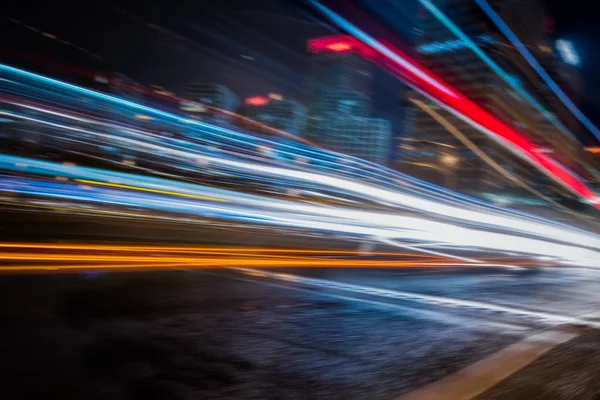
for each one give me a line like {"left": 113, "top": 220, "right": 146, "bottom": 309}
{"left": 0, "top": 269, "right": 522, "bottom": 400}
{"left": 276, "top": 266, "right": 600, "bottom": 318}
{"left": 2, "top": 265, "right": 600, "bottom": 400}
{"left": 2, "top": 211, "right": 600, "bottom": 399}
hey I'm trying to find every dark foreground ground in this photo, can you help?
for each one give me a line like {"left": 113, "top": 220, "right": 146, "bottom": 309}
{"left": 0, "top": 269, "right": 525, "bottom": 400}
{"left": 3, "top": 211, "right": 600, "bottom": 399}
{"left": 3, "top": 266, "right": 600, "bottom": 400}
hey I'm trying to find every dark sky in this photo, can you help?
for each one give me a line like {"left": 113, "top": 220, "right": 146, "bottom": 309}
{"left": 2, "top": 0, "right": 600, "bottom": 138}
{"left": 547, "top": 0, "right": 600, "bottom": 118}
{"left": 1, "top": 0, "right": 405, "bottom": 129}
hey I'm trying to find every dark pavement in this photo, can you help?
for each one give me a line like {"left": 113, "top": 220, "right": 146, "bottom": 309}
{"left": 477, "top": 330, "right": 600, "bottom": 400}
{"left": 277, "top": 267, "right": 600, "bottom": 318}
{"left": 0, "top": 269, "right": 527, "bottom": 400}
{"left": 2, "top": 211, "right": 600, "bottom": 398}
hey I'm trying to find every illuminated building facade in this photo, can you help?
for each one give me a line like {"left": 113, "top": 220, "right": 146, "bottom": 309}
{"left": 305, "top": 35, "right": 392, "bottom": 164}
{"left": 313, "top": 116, "right": 391, "bottom": 165}
{"left": 90, "top": 72, "right": 150, "bottom": 163}
{"left": 92, "top": 72, "right": 146, "bottom": 102}
{"left": 183, "top": 83, "right": 239, "bottom": 123}
{"left": 240, "top": 97, "right": 307, "bottom": 135}
{"left": 306, "top": 35, "right": 373, "bottom": 118}
{"left": 400, "top": 0, "right": 584, "bottom": 198}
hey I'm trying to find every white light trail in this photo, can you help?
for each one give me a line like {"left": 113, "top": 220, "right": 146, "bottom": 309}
{"left": 378, "top": 238, "right": 480, "bottom": 263}
{"left": 3, "top": 164, "right": 600, "bottom": 268}
{"left": 3, "top": 108, "right": 600, "bottom": 255}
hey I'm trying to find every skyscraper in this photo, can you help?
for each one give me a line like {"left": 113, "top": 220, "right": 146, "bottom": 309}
{"left": 305, "top": 35, "right": 392, "bottom": 164}
{"left": 240, "top": 96, "right": 307, "bottom": 135}
{"left": 306, "top": 35, "right": 373, "bottom": 118}
{"left": 313, "top": 116, "right": 391, "bottom": 165}
{"left": 183, "top": 83, "right": 239, "bottom": 123}
{"left": 400, "top": 0, "right": 584, "bottom": 197}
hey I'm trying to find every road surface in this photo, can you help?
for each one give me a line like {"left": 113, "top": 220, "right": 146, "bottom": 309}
{"left": 2, "top": 210, "right": 600, "bottom": 399}
{"left": 2, "top": 263, "right": 600, "bottom": 399}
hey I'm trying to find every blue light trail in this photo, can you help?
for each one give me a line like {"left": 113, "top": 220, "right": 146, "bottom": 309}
{"left": 475, "top": 0, "right": 600, "bottom": 142}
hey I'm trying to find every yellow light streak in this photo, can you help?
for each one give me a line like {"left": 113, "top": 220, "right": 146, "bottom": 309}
{"left": 74, "top": 179, "right": 227, "bottom": 202}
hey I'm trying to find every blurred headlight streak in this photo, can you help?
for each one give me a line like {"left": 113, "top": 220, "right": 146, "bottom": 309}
{"left": 2, "top": 151, "right": 599, "bottom": 250}
{"left": 4, "top": 64, "right": 569, "bottom": 220}
{"left": 3, "top": 64, "right": 600, "bottom": 267}
{"left": 2, "top": 170, "right": 600, "bottom": 267}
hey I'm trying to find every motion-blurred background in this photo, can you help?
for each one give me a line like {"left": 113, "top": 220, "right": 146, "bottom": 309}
{"left": 3, "top": 1, "right": 600, "bottom": 399}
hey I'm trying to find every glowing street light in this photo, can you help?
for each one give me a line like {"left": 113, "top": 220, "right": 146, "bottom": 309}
{"left": 556, "top": 40, "right": 580, "bottom": 66}
{"left": 440, "top": 153, "right": 459, "bottom": 189}
{"left": 440, "top": 153, "right": 459, "bottom": 167}
{"left": 585, "top": 147, "right": 600, "bottom": 154}
{"left": 268, "top": 93, "right": 284, "bottom": 101}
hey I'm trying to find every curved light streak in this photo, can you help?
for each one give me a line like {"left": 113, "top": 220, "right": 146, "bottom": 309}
{"left": 410, "top": 0, "right": 580, "bottom": 144}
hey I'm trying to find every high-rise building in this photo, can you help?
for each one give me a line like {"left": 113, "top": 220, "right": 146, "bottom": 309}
{"left": 239, "top": 96, "right": 307, "bottom": 135}
{"left": 313, "top": 116, "right": 391, "bottom": 165}
{"left": 305, "top": 35, "right": 392, "bottom": 164}
{"left": 92, "top": 72, "right": 147, "bottom": 102}
{"left": 90, "top": 72, "right": 150, "bottom": 163}
{"left": 183, "top": 83, "right": 239, "bottom": 123}
{"left": 306, "top": 36, "right": 373, "bottom": 118}
{"left": 399, "top": 0, "right": 585, "bottom": 197}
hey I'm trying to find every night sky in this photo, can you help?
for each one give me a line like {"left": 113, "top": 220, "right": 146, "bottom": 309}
{"left": 2, "top": 0, "right": 600, "bottom": 139}
{"left": 547, "top": 0, "right": 600, "bottom": 119}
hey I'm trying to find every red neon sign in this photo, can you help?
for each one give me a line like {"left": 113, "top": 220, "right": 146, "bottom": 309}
{"left": 245, "top": 96, "right": 269, "bottom": 106}
{"left": 308, "top": 35, "right": 375, "bottom": 58}
{"left": 325, "top": 42, "right": 352, "bottom": 52}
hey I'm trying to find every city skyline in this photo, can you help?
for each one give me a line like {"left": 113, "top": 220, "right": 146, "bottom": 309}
{"left": 5, "top": 0, "right": 598, "bottom": 139}
{"left": 6, "top": 3, "right": 600, "bottom": 400}
{"left": 3, "top": 0, "right": 599, "bottom": 202}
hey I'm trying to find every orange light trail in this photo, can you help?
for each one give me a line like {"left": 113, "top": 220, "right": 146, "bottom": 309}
{"left": 0, "top": 243, "right": 437, "bottom": 257}
{"left": 0, "top": 243, "right": 544, "bottom": 273}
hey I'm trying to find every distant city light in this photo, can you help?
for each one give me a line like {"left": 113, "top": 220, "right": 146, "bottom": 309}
{"left": 418, "top": 34, "right": 496, "bottom": 54}
{"left": 325, "top": 42, "right": 352, "bottom": 52}
{"left": 179, "top": 101, "right": 207, "bottom": 112}
{"left": 268, "top": 93, "right": 284, "bottom": 101}
{"left": 585, "top": 147, "right": 600, "bottom": 154}
{"left": 134, "top": 114, "right": 152, "bottom": 120}
{"left": 479, "top": 34, "right": 496, "bottom": 44}
{"left": 556, "top": 40, "right": 580, "bottom": 66}
{"left": 307, "top": 35, "right": 370, "bottom": 56}
{"left": 155, "top": 89, "right": 175, "bottom": 97}
{"left": 245, "top": 96, "right": 269, "bottom": 106}
{"left": 440, "top": 153, "right": 459, "bottom": 167}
